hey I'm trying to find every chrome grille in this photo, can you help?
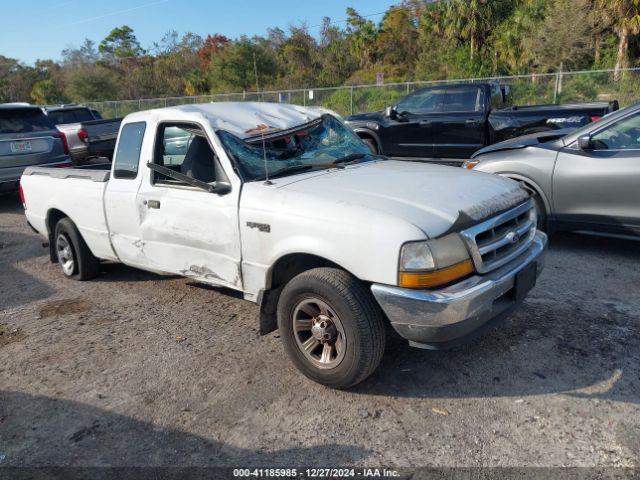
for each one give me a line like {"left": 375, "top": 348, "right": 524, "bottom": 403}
{"left": 460, "top": 200, "right": 537, "bottom": 274}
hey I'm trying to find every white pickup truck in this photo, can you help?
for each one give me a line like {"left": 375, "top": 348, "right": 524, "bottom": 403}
{"left": 20, "top": 102, "right": 547, "bottom": 388}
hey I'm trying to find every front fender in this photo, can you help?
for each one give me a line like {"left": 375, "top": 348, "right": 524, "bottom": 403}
{"left": 497, "top": 173, "right": 551, "bottom": 215}
{"left": 352, "top": 127, "right": 383, "bottom": 153}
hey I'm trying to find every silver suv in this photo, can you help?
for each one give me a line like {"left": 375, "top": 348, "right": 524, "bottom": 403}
{"left": 0, "top": 104, "right": 71, "bottom": 192}
{"left": 465, "top": 103, "right": 640, "bottom": 239}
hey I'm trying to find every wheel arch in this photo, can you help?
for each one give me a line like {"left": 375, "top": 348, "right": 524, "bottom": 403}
{"left": 352, "top": 128, "right": 382, "bottom": 154}
{"left": 257, "top": 252, "right": 354, "bottom": 336}
{"left": 498, "top": 173, "right": 551, "bottom": 216}
{"left": 45, "top": 208, "right": 71, "bottom": 263}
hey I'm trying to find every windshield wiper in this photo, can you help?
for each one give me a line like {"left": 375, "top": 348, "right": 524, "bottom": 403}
{"left": 332, "top": 153, "right": 369, "bottom": 165}
{"left": 268, "top": 164, "right": 315, "bottom": 179}
{"left": 332, "top": 152, "right": 388, "bottom": 165}
{"left": 267, "top": 162, "right": 345, "bottom": 180}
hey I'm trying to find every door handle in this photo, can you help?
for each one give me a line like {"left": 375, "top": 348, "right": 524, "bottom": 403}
{"left": 143, "top": 200, "right": 161, "bottom": 209}
{"left": 465, "top": 119, "right": 478, "bottom": 125}
{"left": 419, "top": 120, "right": 431, "bottom": 126}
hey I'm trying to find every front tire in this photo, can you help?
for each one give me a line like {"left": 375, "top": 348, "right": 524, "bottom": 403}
{"left": 361, "top": 137, "right": 378, "bottom": 155}
{"left": 54, "top": 218, "right": 100, "bottom": 280}
{"left": 277, "top": 267, "right": 386, "bottom": 389}
{"left": 531, "top": 193, "right": 548, "bottom": 232}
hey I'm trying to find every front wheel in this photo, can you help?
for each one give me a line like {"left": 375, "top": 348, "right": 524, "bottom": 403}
{"left": 531, "top": 193, "right": 547, "bottom": 232}
{"left": 277, "top": 267, "right": 386, "bottom": 389}
{"left": 361, "top": 137, "right": 378, "bottom": 155}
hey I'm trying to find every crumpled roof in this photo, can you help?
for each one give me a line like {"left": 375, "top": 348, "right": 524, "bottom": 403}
{"left": 165, "top": 102, "right": 324, "bottom": 139}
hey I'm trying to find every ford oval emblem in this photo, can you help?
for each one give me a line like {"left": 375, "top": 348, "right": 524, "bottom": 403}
{"left": 505, "top": 231, "right": 519, "bottom": 244}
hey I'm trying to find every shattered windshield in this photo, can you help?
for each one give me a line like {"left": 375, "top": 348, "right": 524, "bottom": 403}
{"left": 217, "top": 114, "right": 373, "bottom": 181}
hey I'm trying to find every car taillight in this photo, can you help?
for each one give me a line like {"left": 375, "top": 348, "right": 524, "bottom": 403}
{"left": 57, "top": 132, "right": 70, "bottom": 154}
{"left": 78, "top": 128, "right": 89, "bottom": 144}
{"left": 19, "top": 182, "right": 26, "bottom": 209}
{"left": 590, "top": 116, "right": 602, "bottom": 123}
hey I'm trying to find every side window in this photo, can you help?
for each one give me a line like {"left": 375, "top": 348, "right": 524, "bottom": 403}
{"left": 113, "top": 122, "right": 146, "bottom": 179}
{"left": 442, "top": 87, "right": 483, "bottom": 113}
{"left": 153, "top": 123, "right": 218, "bottom": 185}
{"left": 591, "top": 113, "right": 640, "bottom": 150}
{"left": 490, "top": 84, "right": 503, "bottom": 109}
{"left": 397, "top": 89, "right": 445, "bottom": 114}
{"left": 72, "top": 109, "right": 96, "bottom": 123}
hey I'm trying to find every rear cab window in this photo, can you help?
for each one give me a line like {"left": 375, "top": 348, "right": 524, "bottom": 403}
{"left": 0, "top": 108, "right": 54, "bottom": 134}
{"left": 47, "top": 108, "right": 95, "bottom": 125}
{"left": 113, "top": 122, "right": 146, "bottom": 179}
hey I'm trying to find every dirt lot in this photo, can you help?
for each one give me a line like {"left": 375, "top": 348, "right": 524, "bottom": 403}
{"left": 0, "top": 192, "right": 639, "bottom": 468}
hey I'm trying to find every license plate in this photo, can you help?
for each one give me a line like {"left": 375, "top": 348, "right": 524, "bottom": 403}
{"left": 10, "top": 140, "right": 32, "bottom": 153}
{"left": 514, "top": 262, "right": 537, "bottom": 302}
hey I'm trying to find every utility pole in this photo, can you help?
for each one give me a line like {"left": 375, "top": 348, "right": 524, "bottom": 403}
{"left": 253, "top": 52, "right": 260, "bottom": 95}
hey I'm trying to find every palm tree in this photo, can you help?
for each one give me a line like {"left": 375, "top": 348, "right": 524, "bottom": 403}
{"left": 445, "top": 0, "right": 508, "bottom": 60}
{"left": 492, "top": 0, "right": 547, "bottom": 73}
{"left": 598, "top": 0, "right": 640, "bottom": 80}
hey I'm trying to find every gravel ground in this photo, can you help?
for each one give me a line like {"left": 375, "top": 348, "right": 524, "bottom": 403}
{"left": 0, "top": 191, "right": 638, "bottom": 468}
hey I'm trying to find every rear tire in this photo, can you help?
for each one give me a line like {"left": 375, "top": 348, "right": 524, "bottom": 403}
{"left": 54, "top": 218, "right": 100, "bottom": 281}
{"left": 277, "top": 267, "right": 386, "bottom": 389}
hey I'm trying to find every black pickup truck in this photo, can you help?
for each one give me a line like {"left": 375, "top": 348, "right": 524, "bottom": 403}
{"left": 345, "top": 82, "right": 618, "bottom": 160}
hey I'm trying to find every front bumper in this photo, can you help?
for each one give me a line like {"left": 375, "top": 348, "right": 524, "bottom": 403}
{"left": 371, "top": 231, "right": 547, "bottom": 349}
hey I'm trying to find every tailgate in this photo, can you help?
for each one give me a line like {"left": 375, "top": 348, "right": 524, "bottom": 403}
{"left": 83, "top": 120, "right": 122, "bottom": 143}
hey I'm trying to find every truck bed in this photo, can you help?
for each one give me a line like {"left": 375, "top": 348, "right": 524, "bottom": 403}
{"left": 488, "top": 100, "right": 617, "bottom": 144}
{"left": 21, "top": 165, "right": 117, "bottom": 261}
{"left": 500, "top": 100, "right": 619, "bottom": 112}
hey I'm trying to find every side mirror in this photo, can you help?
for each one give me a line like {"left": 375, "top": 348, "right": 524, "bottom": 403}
{"left": 385, "top": 106, "right": 398, "bottom": 119}
{"left": 211, "top": 181, "right": 232, "bottom": 195}
{"left": 577, "top": 135, "right": 593, "bottom": 150}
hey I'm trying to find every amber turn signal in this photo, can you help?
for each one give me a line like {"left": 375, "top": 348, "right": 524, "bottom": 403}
{"left": 399, "top": 259, "right": 474, "bottom": 289}
{"left": 464, "top": 160, "right": 480, "bottom": 170}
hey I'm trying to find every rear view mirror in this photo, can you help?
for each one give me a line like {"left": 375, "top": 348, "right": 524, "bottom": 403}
{"left": 577, "top": 135, "right": 593, "bottom": 150}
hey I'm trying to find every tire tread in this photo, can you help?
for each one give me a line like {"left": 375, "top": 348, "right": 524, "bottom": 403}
{"left": 278, "top": 267, "right": 386, "bottom": 388}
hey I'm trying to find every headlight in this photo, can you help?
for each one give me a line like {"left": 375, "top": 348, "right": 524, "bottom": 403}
{"left": 399, "top": 241, "right": 436, "bottom": 271}
{"left": 399, "top": 233, "right": 474, "bottom": 289}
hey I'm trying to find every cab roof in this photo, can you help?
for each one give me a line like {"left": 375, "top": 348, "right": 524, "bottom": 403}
{"left": 0, "top": 103, "right": 39, "bottom": 110}
{"left": 124, "top": 102, "right": 326, "bottom": 139}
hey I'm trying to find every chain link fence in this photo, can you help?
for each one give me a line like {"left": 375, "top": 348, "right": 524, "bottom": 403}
{"left": 85, "top": 68, "right": 640, "bottom": 119}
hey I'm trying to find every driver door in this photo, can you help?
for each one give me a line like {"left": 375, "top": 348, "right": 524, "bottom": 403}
{"left": 136, "top": 122, "right": 243, "bottom": 290}
{"left": 384, "top": 88, "right": 444, "bottom": 157}
{"left": 553, "top": 111, "right": 640, "bottom": 234}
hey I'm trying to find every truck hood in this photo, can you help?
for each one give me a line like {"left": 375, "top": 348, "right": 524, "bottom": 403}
{"left": 345, "top": 111, "right": 384, "bottom": 123}
{"left": 276, "top": 160, "right": 529, "bottom": 238}
{"left": 471, "top": 128, "right": 573, "bottom": 158}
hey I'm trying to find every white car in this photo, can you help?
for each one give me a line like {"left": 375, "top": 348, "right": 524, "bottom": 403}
{"left": 20, "top": 102, "right": 546, "bottom": 388}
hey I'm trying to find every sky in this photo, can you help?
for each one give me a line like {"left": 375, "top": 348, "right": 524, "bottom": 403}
{"left": 1, "top": 0, "right": 399, "bottom": 65}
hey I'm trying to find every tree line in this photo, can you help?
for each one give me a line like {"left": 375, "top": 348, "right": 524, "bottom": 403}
{"left": 1, "top": 0, "right": 639, "bottom": 105}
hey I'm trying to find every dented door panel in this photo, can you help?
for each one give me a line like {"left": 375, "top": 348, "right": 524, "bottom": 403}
{"left": 136, "top": 184, "right": 242, "bottom": 289}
